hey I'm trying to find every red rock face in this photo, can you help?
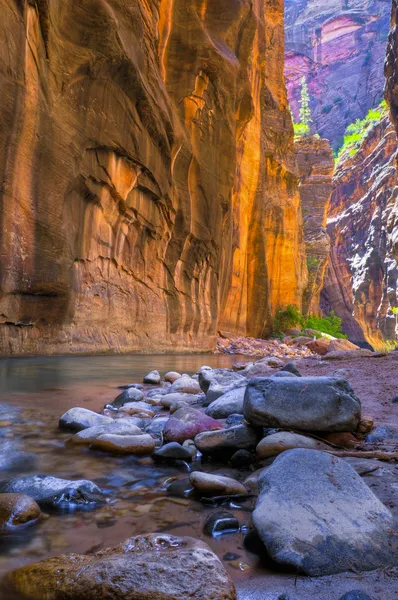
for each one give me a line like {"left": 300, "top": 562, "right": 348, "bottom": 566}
{"left": 322, "top": 116, "right": 398, "bottom": 350}
{"left": 285, "top": 0, "right": 391, "bottom": 150}
{"left": 294, "top": 136, "right": 334, "bottom": 315}
{"left": 0, "top": 1, "right": 307, "bottom": 355}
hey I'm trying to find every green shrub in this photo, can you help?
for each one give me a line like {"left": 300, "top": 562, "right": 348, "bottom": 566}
{"left": 273, "top": 305, "right": 303, "bottom": 333}
{"left": 273, "top": 305, "right": 347, "bottom": 339}
{"left": 307, "top": 256, "right": 320, "bottom": 271}
{"left": 392, "top": 307, "right": 398, "bottom": 315}
{"left": 304, "top": 312, "right": 348, "bottom": 339}
{"left": 335, "top": 101, "right": 387, "bottom": 164}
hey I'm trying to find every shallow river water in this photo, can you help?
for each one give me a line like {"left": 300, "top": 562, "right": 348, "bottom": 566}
{"left": 1, "top": 354, "right": 397, "bottom": 600}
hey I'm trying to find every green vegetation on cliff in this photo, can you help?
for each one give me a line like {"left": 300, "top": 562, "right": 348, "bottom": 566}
{"left": 335, "top": 101, "right": 388, "bottom": 164}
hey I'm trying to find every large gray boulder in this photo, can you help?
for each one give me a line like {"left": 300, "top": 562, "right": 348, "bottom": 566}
{"left": 244, "top": 377, "right": 361, "bottom": 432}
{"left": 253, "top": 449, "right": 396, "bottom": 576}
{"left": 0, "top": 475, "right": 105, "bottom": 509}
{"left": 4, "top": 534, "right": 237, "bottom": 600}
{"left": 205, "top": 386, "right": 246, "bottom": 419}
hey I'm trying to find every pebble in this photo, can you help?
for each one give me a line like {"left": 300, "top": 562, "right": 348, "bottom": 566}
{"left": 203, "top": 511, "right": 240, "bottom": 536}
{"left": 189, "top": 472, "right": 248, "bottom": 496}
{"left": 153, "top": 442, "right": 192, "bottom": 461}
{"left": 90, "top": 433, "right": 156, "bottom": 456}
{"left": 164, "top": 371, "right": 182, "bottom": 383}
{"left": 143, "top": 370, "right": 161, "bottom": 384}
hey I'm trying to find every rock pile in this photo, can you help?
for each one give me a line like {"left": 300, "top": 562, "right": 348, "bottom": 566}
{"left": 1, "top": 359, "right": 396, "bottom": 596}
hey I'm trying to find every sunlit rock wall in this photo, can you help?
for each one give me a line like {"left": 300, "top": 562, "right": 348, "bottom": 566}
{"left": 285, "top": 0, "right": 391, "bottom": 151}
{"left": 0, "top": 0, "right": 306, "bottom": 355}
{"left": 294, "top": 136, "right": 334, "bottom": 316}
{"left": 321, "top": 116, "right": 398, "bottom": 350}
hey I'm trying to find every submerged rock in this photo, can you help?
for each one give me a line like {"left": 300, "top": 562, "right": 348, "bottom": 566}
{"left": 244, "top": 377, "right": 361, "bottom": 432}
{"left": 0, "top": 440, "right": 37, "bottom": 474}
{"left": 0, "top": 476, "right": 105, "bottom": 509}
{"left": 256, "top": 431, "right": 330, "bottom": 459}
{"left": 59, "top": 408, "right": 112, "bottom": 432}
{"left": 204, "top": 511, "right": 240, "bottom": 536}
{"left": 0, "top": 493, "right": 41, "bottom": 528}
{"left": 190, "top": 472, "right": 247, "bottom": 497}
{"left": 163, "top": 407, "right": 222, "bottom": 445}
{"left": 252, "top": 449, "right": 396, "bottom": 576}
{"left": 4, "top": 534, "right": 236, "bottom": 600}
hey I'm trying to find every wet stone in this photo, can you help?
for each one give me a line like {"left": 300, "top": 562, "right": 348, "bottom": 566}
{"left": 0, "top": 493, "right": 41, "bottom": 528}
{"left": 112, "top": 387, "right": 145, "bottom": 408}
{"left": 204, "top": 511, "right": 240, "bottom": 536}
{"left": 189, "top": 472, "right": 248, "bottom": 497}
{"left": 230, "top": 449, "right": 253, "bottom": 468}
{"left": 143, "top": 370, "right": 161, "bottom": 384}
{"left": 59, "top": 408, "right": 112, "bottom": 432}
{"left": 0, "top": 475, "right": 105, "bottom": 509}
{"left": 90, "top": 433, "right": 156, "bottom": 456}
{"left": 153, "top": 442, "right": 192, "bottom": 461}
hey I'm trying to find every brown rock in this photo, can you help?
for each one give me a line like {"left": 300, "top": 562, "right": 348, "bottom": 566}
{"left": 306, "top": 338, "right": 330, "bottom": 355}
{"left": 0, "top": 493, "right": 40, "bottom": 528}
{"left": 294, "top": 136, "right": 334, "bottom": 315}
{"left": 90, "top": 434, "right": 155, "bottom": 456}
{"left": 358, "top": 416, "right": 375, "bottom": 435}
{"left": 0, "top": 0, "right": 306, "bottom": 356}
{"left": 323, "top": 432, "right": 358, "bottom": 449}
{"left": 4, "top": 534, "right": 236, "bottom": 600}
{"left": 189, "top": 472, "right": 247, "bottom": 497}
{"left": 328, "top": 339, "right": 360, "bottom": 353}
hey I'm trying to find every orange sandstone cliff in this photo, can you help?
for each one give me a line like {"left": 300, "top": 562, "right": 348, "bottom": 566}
{"left": 294, "top": 136, "right": 334, "bottom": 316}
{"left": 0, "top": 0, "right": 306, "bottom": 355}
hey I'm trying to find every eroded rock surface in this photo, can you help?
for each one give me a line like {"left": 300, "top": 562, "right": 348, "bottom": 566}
{"left": 253, "top": 449, "right": 397, "bottom": 576}
{"left": 294, "top": 136, "right": 334, "bottom": 315}
{"left": 3, "top": 534, "right": 237, "bottom": 600}
{"left": 0, "top": 0, "right": 306, "bottom": 356}
{"left": 322, "top": 116, "right": 398, "bottom": 350}
{"left": 285, "top": 0, "right": 391, "bottom": 150}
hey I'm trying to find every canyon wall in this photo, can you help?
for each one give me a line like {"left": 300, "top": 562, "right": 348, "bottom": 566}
{"left": 386, "top": 0, "right": 398, "bottom": 263}
{"left": 285, "top": 0, "right": 391, "bottom": 150}
{"left": 321, "top": 116, "right": 398, "bottom": 350}
{"left": 294, "top": 136, "right": 334, "bottom": 316}
{"left": 0, "top": 0, "right": 306, "bottom": 356}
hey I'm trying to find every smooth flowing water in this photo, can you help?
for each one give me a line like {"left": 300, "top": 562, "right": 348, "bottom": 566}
{"left": 0, "top": 354, "right": 267, "bottom": 592}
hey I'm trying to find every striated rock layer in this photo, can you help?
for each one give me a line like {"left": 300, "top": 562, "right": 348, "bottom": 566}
{"left": 0, "top": 1, "right": 307, "bottom": 356}
{"left": 285, "top": 0, "right": 391, "bottom": 151}
{"left": 322, "top": 116, "right": 398, "bottom": 350}
{"left": 385, "top": 0, "right": 398, "bottom": 262}
{"left": 294, "top": 136, "right": 334, "bottom": 315}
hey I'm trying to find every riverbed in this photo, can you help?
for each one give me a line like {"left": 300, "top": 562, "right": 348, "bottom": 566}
{"left": 1, "top": 353, "right": 398, "bottom": 599}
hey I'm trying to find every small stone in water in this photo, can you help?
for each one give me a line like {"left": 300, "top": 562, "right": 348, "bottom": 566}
{"left": 223, "top": 552, "right": 241, "bottom": 561}
{"left": 230, "top": 449, "right": 253, "bottom": 468}
{"left": 143, "top": 370, "right": 161, "bottom": 385}
{"left": 203, "top": 511, "right": 240, "bottom": 536}
{"left": 164, "top": 371, "right": 182, "bottom": 383}
{"left": 153, "top": 442, "right": 192, "bottom": 461}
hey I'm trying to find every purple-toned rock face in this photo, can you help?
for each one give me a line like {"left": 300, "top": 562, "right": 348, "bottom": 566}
{"left": 285, "top": 0, "right": 391, "bottom": 150}
{"left": 163, "top": 407, "right": 222, "bottom": 444}
{"left": 321, "top": 115, "right": 398, "bottom": 350}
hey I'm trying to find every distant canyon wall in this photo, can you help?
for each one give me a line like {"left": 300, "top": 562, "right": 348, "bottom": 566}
{"left": 0, "top": 0, "right": 307, "bottom": 355}
{"left": 285, "top": 0, "right": 391, "bottom": 150}
{"left": 386, "top": 0, "right": 398, "bottom": 263}
{"left": 322, "top": 116, "right": 398, "bottom": 350}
